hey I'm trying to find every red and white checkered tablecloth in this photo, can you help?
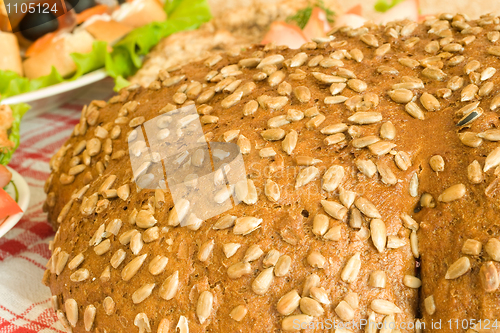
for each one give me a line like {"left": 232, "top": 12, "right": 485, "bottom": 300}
{"left": 0, "top": 79, "right": 115, "bottom": 333}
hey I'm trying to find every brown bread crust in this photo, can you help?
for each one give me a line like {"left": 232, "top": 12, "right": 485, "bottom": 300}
{"left": 43, "top": 15, "right": 500, "bottom": 333}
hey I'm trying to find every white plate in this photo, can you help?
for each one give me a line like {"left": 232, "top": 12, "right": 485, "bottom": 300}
{"left": 0, "top": 166, "right": 31, "bottom": 239}
{"left": 2, "top": 69, "right": 108, "bottom": 113}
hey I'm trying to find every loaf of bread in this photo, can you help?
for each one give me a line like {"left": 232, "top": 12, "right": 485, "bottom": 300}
{"left": 43, "top": 14, "right": 500, "bottom": 333}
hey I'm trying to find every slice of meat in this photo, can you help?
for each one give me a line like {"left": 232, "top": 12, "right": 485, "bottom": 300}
{"left": 261, "top": 21, "right": 308, "bottom": 49}
{"left": 302, "top": 7, "right": 330, "bottom": 40}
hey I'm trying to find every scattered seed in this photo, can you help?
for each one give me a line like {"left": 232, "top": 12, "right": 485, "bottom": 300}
{"left": 348, "top": 112, "right": 382, "bottom": 124}
{"left": 459, "top": 132, "right": 482, "bottom": 148}
{"left": 275, "top": 255, "right": 291, "bottom": 277}
{"left": 295, "top": 166, "right": 319, "bottom": 189}
{"left": 480, "top": 261, "right": 499, "bottom": 292}
{"left": 321, "top": 200, "right": 348, "bottom": 221}
{"left": 438, "top": 184, "right": 466, "bottom": 202}
{"left": 277, "top": 290, "right": 301, "bottom": 315}
{"left": 356, "top": 159, "right": 377, "bottom": 178}
{"left": 420, "top": 93, "right": 440, "bottom": 111}
{"left": 424, "top": 295, "right": 436, "bottom": 315}
{"left": 429, "top": 155, "right": 445, "bottom": 172}
{"left": 370, "top": 299, "right": 402, "bottom": 315}
{"left": 368, "top": 270, "right": 387, "bottom": 288}
{"left": 485, "top": 238, "right": 500, "bottom": 261}
{"left": 445, "top": 257, "right": 471, "bottom": 279}
{"left": 484, "top": 147, "right": 500, "bottom": 172}
{"left": 341, "top": 253, "right": 361, "bottom": 283}
{"left": 355, "top": 197, "right": 381, "bottom": 218}
{"left": 159, "top": 271, "right": 179, "bottom": 300}
{"left": 196, "top": 291, "right": 214, "bottom": 324}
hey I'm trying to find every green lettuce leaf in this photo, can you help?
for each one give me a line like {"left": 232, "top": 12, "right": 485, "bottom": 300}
{"left": 374, "top": 0, "right": 404, "bottom": 12}
{"left": 286, "top": 0, "right": 335, "bottom": 29}
{"left": 0, "top": 0, "right": 211, "bottom": 100}
{"left": 0, "top": 0, "right": 211, "bottom": 164}
{"left": 0, "top": 103, "right": 30, "bottom": 165}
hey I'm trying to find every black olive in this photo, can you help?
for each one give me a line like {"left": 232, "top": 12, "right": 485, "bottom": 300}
{"left": 19, "top": 12, "right": 59, "bottom": 41}
{"left": 65, "top": 0, "right": 96, "bottom": 14}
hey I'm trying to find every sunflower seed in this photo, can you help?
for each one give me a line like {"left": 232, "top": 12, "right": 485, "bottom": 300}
{"left": 298, "top": 297, "right": 324, "bottom": 317}
{"left": 121, "top": 254, "right": 147, "bottom": 281}
{"left": 369, "top": 270, "right": 387, "bottom": 288}
{"left": 167, "top": 199, "right": 190, "bottom": 226}
{"left": 286, "top": 109, "right": 304, "bottom": 122}
{"left": 257, "top": 55, "right": 284, "bottom": 69}
{"left": 227, "top": 305, "right": 247, "bottom": 323}
{"left": 60, "top": 173, "right": 75, "bottom": 185}
{"left": 356, "top": 159, "right": 377, "bottom": 178}
{"left": 325, "top": 224, "right": 343, "bottom": 241}
{"left": 360, "top": 33, "right": 379, "bottom": 47}
{"left": 423, "top": 295, "right": 436, "bottom": 315}
{"left": 458, "top": 107, "right": 483, "bottom": 126}
{"left": 322, "top": 165, "right": 344, "bottom": 192}
{"left": 479, "top": 82, "right": 494, "bottom": 97}
{"left": 370, "top": 219, "right": 387, "bottom": 253}
{"left": 460, "top": 84, "right": 479, "bottom": 102}
{"left": 64, "top": 299, "right": 78, "bottom": 327}
{"left": 438, "top": 184, "right": 466, "bottom": 202}
{"left": 70, "top": 268, "right": 89, "bottom": 282}
{"left": 312, "top": 72, "right": 346, "bottom": 84}
{"left": 411, "top": 230, "right": 419, "bottom": 258}
{"left": 196, "top": 291, "right": 213, "bottom": 324}
{"left": 420, "top": 93, "right": 440, "bottom": 111}
{"left": 307, "top": 251, "right": 326, "bottom": 269}
{"left": 130, "top": 232, "right": 143, "bottom": 255}
{"left": 387, "top": 236, "right": 406, "bottom": 249}
{"left": 321, "top": 200, "right": 348, "bottom": 221}
{"left": 370, "top": 299, "right": 402, "bottom": 315}
{"left": 375, "top": 43, "right": 391, "bottom": 57}
{"left": 264, "top": 179, "right": 280, "bottom": 202}
{"left": 324, "top": 96, "right": 348, "bottom": 104}
{"left": 341, "top": 253, "right": 361, "bottom": 283}
{"left": 84, "top": 305, "right": 96, "bottom": 331}
{"left": 465, "top": 160, "right": 483, "bottom": 185}
{"left": 394, "top": 151, "right": 411, "bottom": 171}
{"left": 302, "top": 273, "right": 320, "bottom": 297}
{"left": 403, "top": 275, "right": 422, "bottom": 288}
{"left": 429, "top": 155, "right": 445, "bottom": 172}
{"left": 320, "top": 58, "right": 344, "bottom": 68}
{"left": 275, "top": 255, "right": 291, "bottom": 277}
{"left": 484, "top": 147, "right": 500, "bottom": 172}
{"left": 355, "top": 197, "right": 381, "bottom": 218}
{"left": 480, "top": 261, "right": 499, "bottom": 292}
{"left": 214, "top": 215, "right": 236, "bottom": 230}
{"left": 267, "top": 115, "right": 290, "bottom": 128}
{"left": 460, "top": 239, "right": 482, "bottom": 257}
{"left": 422, "top": 67, "right": 447, "bottom": 81}
{"left": 67, "top": 253, "right": 84, "bottom": 271}
{"left": 445, "top": 257, "right": 471, "bottom": 279}
{"left": 425, "top": 40, "right": 440, "bottom": 53}
{"left": 378, "top": 122, "right": 396, "bottom": 140}
{"left": 399, "top": 57, "right": 420, "bottom": 68}
{"left": 251, "top": 267, "right": 274, "bottom": 295}
{"left": 261, "top": 128, "right": 285, "bottom": 141}
{"left": 132, "top": 283, "right": 156, "bottom": 304}
{"left": 134, "top": 313, "right": 152, "bottom": 333}
{"left": 277, "top": 290, "right": 300, "bottom": 315}
{"left": 293, "top": 86, "right": 311, "bottom": 103}
{"left": 336, "top": 188, "right": 355, "bottom": 210}
{"left": 377, "top": 162, "right": 397, "bottom": 185}
{"left": 369, "top": 141, "right": 396, "bottom": 156}
{"left": 348, "top": 112, "right": 382, "bottom": 124}
{"left": 233, "top": 216, "right": 262, "bottom": 235}
{"left": 458, "top": 132, "right": 482, "bottom": 147}
{"left": 110, "top": 249, "right": 126, "bottom": 268}
{"left": 485, "top": 238, "right": 500, "bottom": 261}
{"left": 295, "top": 166, "right": 319, "bottom": 189}
{"left": 133, "top": 210, "right": 156, "bottom": 229}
